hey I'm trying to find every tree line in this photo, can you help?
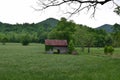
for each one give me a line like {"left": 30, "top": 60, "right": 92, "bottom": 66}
{"left": 47, "top": 17, "right": 120, "bottom": 53}
{"left": 0, "top": 18, "right": 120, "bottom": 48}
{"left": 0, "top": 18, "right": 58, "bottom": 44}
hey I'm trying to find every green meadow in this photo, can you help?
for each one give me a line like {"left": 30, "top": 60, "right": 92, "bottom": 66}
{"left": 0, "top": 43, "right": 120, "bottom": 80}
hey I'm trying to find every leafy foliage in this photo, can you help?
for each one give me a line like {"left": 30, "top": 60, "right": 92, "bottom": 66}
{"left": 0, "top": 17, "right": 120, "bottom": 48}
{"left": 112, "top": 23, "right": 120, "bottom": 47}
{"left": 74, "top": 25, "right": 95, "bottom": 53}
{"left": 48, "top": 17, "right": 76, "bottom": 43}
{"left": 68, "top": 40, "right": 75, "bottom": 54}
{"left": 21, "top": 34, "right": 30, "bottom": 46}
{"left": 104, "top": 46, "right": 114, "bottom": 55}
{"left": 0, "top": 35, "right": 8, "bottom": 45}
{"left": 0, "top": 18, "right": 58, "bottom": 43}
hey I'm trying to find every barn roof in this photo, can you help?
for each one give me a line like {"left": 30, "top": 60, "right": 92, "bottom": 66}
{"left": 45, "top": 40, "right": 68, "bottom": 47}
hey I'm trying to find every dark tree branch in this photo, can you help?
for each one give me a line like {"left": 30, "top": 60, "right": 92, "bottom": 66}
{"left": 114, "top": 6, "right": 120, "bottom": 15}
{"left": 35, "top": 0, "right": 116, "bottom": 16}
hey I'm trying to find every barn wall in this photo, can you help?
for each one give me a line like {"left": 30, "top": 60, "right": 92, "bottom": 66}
{"left": 53, "top": 47, "right": 68, "bottom": 53}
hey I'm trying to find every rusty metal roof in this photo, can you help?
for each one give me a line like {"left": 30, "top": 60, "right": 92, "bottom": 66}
{"left": 45, "top": 40, "right": 68, "bottom": 46}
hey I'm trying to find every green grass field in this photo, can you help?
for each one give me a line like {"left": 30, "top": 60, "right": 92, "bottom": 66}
{"left": 0, "top": 43, "right": 120, "bottom": 80}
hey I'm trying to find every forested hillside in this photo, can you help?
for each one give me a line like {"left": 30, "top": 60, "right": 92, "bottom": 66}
{"left": 0, "top": 18, "right": 58, "bottom": 43}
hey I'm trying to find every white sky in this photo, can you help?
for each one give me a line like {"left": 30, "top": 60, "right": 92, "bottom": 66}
{"left": 0, "top": 0, "right": 120, "bottom": 28}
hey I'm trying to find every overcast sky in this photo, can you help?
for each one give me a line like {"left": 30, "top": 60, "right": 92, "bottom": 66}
{"left": 0, "top": 0, "right": 120, "bottom": 28}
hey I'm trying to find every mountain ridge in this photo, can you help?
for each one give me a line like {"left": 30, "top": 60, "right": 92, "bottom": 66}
{"left": 0, "top": 18, "right": 114, "bottom": 33}
{"left": 95, "top": 24, "right": 113, "bottom": 33}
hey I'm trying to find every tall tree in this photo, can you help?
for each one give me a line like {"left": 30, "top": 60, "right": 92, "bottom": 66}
{"left": 74, "top": 25, "right": 94, "bottom": 53}
{"left": 94, "top": 29, "right": 110, "bottom": 47}
{"left": 112, "top": 23, "right": 120, "bottom": 47}
{"left": 0, "top": 34, "right": 8, "bottom": 45}
{"left": 48, "top": 17, "right": 76, "bottom": 43}
{"left": 74, "top": 25, "right": 87, "bottom": 52}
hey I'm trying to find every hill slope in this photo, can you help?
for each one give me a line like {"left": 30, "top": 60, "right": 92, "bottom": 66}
{"left": 38, "top": 18, "right": 59, "bottom": 27}
{"left": 0, "top": 18, "right": 59, "bottom": 33}
{"left": 0, "top": 18, "right": 59, "bottom": 43}
{"left": 96, "top": 24, "right": 113, "bottom": 33}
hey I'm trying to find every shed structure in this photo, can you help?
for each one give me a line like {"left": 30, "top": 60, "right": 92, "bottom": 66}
{"left": 45, "top": 40, "right": 68, "bottom": 54}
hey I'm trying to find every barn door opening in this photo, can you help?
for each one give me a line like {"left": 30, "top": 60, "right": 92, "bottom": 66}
{"left": 57, "top": 49, "right": 60, "bottom": 53}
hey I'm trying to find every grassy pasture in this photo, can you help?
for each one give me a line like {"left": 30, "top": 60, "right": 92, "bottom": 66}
{"left": 0, "top": 43, "right": 120, "bottom": 80}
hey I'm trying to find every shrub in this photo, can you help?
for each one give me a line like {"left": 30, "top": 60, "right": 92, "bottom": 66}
{"left": 68, "top": 40, "right": 75, "bottom": 54}
{"left": 104, "top": 46, "right": 108, "bottom": 55}
{"left": 21, "top": 34, "right": 30, "bottom": 46}
{"left": 107, "top": 46, "right": 114, "bottom": 55}
{"left": 1, "top": 37, "right": 8, "bottom": 45}
{"left": 104, "top": 46, "right": 114, "bottom": 55}
{"left": 21, "top": 39, "right": 29, "bottom": 46}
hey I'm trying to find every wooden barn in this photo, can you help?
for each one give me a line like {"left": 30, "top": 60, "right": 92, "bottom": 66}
{"left": 45, "top": 40, "right": 68, "bottom": 54}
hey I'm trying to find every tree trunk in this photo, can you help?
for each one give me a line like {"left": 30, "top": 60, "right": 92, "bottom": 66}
{"left": 81, "top": 46, "right": 85, "bottom": 52}
{"left": 88, "top": 46, "right": 90, "bottom": 53}
{"left": 2, "top": 42, "right": 5, "bottom": 45}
